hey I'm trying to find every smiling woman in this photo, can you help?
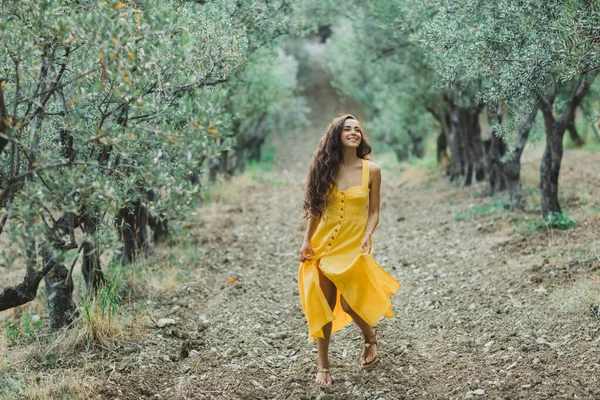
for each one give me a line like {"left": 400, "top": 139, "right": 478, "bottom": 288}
{"left": 297, "top": 114, "right": 401, "bottom": 386}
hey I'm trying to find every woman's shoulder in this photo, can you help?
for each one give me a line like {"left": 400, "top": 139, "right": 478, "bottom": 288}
{"left": 366, "top": 160, "right": 381, "bottom": 175}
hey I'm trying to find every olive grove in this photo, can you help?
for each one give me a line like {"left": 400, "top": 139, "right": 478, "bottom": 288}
{"left": 0, "top": 0, "right": 308, "bottom": 328}
{"left": 317, "top": 0, "right": 599, "bottom": 213}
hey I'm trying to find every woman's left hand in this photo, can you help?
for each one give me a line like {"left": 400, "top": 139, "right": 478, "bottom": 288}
{"left": 360, "top": 234, "right": 371, "bottom": 253}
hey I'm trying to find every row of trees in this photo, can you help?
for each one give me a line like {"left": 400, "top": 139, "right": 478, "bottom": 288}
{"left": 314, "top": 0, "right": 599, "bottom": 217}
{"left": 0, "top": 0, "right": 308, "bottom": 328}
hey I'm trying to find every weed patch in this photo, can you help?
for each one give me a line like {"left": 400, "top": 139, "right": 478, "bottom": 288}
{"left": 455, "top": 196, "right": 511, "bottom": 221}
{"left": 3, "top": 312, "right": 45, "bottom": 347}
{"left": 515, "top": 212, "right": 576, "bottom": 234}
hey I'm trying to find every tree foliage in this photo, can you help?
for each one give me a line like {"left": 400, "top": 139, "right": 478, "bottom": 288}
{"left": 0, "top": 0, "right": 308, "bottom": 325}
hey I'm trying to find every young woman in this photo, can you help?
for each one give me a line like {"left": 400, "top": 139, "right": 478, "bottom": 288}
{"left": 297, "top": 114, "right": 401, "bottom": 386}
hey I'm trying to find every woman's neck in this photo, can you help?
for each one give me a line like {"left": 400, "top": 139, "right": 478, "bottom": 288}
{"left": 341, "top": 147, "right": 360, "bottom": 165}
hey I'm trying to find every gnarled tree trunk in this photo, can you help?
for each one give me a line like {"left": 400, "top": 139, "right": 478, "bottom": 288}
{"left": 82, "top": 212, "right": 105, "bottom": 295}
{"left": 503, "top": 102, "right": 539, "bottom": 208}
{"left": 538, "top": 72, "right": 597, "bottom": 218}
{"left": 42, "top": 246, "right": 76, "bottom": 330}
{"left": 117, "top": 197, "right": 149, "bottom": 264}
{"left": 566, "top": 112, "right": 585, "bottom": 147}
{"left": 483, "top": 103, "right": 508, "bottom": 196}
{"left": 147, "top": 190, "right": 170, "bottom": 245}
{"left": 446, "top": 101, "right": 485, "bottom": 185}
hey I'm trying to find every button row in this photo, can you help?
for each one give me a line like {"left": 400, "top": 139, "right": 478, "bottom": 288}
{"left": 326, "top": 193, "right": 345, "bottom": 253}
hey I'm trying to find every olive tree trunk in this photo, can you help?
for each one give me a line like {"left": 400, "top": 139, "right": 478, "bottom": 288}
{"left": 42, "top": 245, "right": 76, "bottom": 330}
{"left": 537, "top": 72, "right": 597, "bottom": 218}
{"left": 446, "top": 101, "right": 485, "bottom": 185}
{"left": 117, "top": 198, "right": 149, "bottom": 264}
{"left": 503, "top": 103, "right": 539, "bottom": 208}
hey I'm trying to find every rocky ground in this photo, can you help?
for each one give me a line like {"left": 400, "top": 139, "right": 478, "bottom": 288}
{"left": 102, "top": 147, "right": 599, "bottom": 399}
{"left": 2, "top": 141, "right": 600, "bottom": 400}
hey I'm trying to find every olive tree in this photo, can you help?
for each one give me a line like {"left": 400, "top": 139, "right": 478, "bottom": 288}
{"left": 0, "top": 0, "right": 306, "bottom": 328}
{"left": 418, "top": 0, "right": 600, "bottom": 215}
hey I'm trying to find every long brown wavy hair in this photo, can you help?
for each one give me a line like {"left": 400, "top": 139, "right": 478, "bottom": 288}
{"left": 303, "top": 114, "right": 372, "bottom": 220}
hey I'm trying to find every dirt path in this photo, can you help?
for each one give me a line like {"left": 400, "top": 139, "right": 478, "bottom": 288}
{"left": 95, "top": 145, "right": 600, "bottom": 400}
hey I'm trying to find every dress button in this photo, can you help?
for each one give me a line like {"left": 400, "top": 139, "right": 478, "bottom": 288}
{"left": 341, "top": 200, "right": 344, "bottom": 203}
{"left": 328, "top": 243, "right": 332, "bottom": 246}
{"left": 331, "top": 236, "right": 334, "bottom": 240}
{"left": 341, "top": 208, "right": 344, "bottom": 211}
{"left": 334, "top": 229, "right": 338, "bottom": 232}
{"left": 340, "top": 216, "right": 343, "bottom": 219}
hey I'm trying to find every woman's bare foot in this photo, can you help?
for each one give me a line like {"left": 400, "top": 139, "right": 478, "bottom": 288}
{"left": 361, "top": 332, "right": 378, "bottom": 368}
{"left": 315, "top": 368, "right": 332, "bottom": 386}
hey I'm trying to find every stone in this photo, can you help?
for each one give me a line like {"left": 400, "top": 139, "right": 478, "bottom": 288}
{"left": 156, "top": 318, "right": 176, "bottom": 328}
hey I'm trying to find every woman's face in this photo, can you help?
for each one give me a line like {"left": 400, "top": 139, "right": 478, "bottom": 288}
{"left": 340, "top": 119, "right": 362, "bottom": 148}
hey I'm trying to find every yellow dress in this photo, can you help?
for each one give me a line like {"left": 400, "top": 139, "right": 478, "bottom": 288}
{"left": 298, "top": 159, "right": 401, "bottom": 340}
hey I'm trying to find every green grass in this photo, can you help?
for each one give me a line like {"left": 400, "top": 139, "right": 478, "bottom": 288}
{"left": 0, "top": 366, "right": 26, "bottom": 400}
{"left": 3, "top": 311, "right": 45, "bottom": 347}
{"left": 515, "top": 212, "right": 576, "bottom": 235}
{"left": 454, "top": 195, "right": 512, "bottom": 221}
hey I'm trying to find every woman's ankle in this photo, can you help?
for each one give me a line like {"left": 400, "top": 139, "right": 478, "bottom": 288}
{"left": 363, "top": 330, "right": 376, "bottom": 343}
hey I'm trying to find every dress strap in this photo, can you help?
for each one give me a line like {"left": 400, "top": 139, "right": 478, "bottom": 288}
{"left": 361, "top": 159, "right": 370, "bottom": 188}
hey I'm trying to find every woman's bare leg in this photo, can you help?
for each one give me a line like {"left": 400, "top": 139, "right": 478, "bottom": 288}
{"left": 316, "top": 267, "right": 337, "bottom": 385}
{"left": 340, "top": 296, "right": 377, "bottom": 365}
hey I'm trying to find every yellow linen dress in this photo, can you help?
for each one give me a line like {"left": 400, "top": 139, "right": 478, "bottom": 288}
{"left": 298, "top": 159, "right": 401, "bottom": 340}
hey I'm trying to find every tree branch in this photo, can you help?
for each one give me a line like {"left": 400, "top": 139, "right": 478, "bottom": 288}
{"left": 557, "top": 71, "right": 598, "bottom": 128}
{"left": 0, "top": 257, "right": 55, "bottom": 312}
{"left": 513, "top": 100, "right": 539, "bottom": 160}
{"left": 0, "top": 79, "right": 10, "bottom": 155}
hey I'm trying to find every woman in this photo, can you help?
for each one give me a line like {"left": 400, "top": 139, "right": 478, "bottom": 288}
{"left": 297, "top": 114, "right": 401, "bottom": 386}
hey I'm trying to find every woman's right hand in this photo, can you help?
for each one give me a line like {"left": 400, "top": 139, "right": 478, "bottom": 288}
{"left": 298, "top": 240, "right": 314, "bottom": 262}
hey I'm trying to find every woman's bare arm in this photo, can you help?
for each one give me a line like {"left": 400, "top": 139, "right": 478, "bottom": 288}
{"left": 298, "top": 217, "right": 319, "bottom": 261}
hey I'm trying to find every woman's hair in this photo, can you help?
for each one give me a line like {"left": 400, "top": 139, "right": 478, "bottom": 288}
{"left": 303, "top": 114, "right": 372, "bottom": 220}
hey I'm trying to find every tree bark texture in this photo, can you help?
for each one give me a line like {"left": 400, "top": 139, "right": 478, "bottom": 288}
{"left": 117, "top": 198, "right": 149, "bottom": 264}
{"left": 147, "top": 190, "right": 170, "bottom": 244}
{"left": 82, "top": 213, "right": 105, "bottom": 295}
{"left": 0, "top": 81, "right": 10, "bottom": 155}
{"left": 566, "top": 112, "right": 585, "bottom": 147}
{"left": 447, "top": 102, "right": 485, "bottom": 185}
{"left": 0, "top": 217, "right": 79, "bottom": 316}
{"left": 42, "top": 247, "right": 76, "bottom": 330}
{"left": 483, "top": 103, "right": 507, "bottom": 196}
{"left": 0, "top": 267, "right": 45, "bottom": 311}
{"left": 436, "top": 130, "right": 449, "bottom": 165}
{"left": 503, "top": 103, "right": 539, "bottom": 207}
